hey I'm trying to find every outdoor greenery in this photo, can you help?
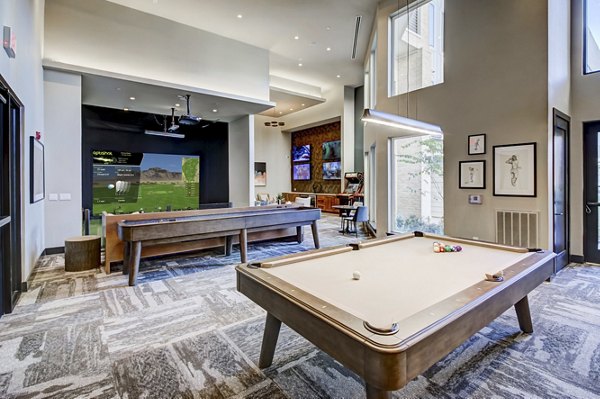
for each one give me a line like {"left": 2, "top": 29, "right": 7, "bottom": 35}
{"left": 396, "top": 136, "right": 444, "bottom": 201}
{"left": 395, "top": 214, "right": 444, "bottom": 235}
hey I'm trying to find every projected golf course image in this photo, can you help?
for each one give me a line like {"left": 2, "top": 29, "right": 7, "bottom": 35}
{"left": 92, "top": 151, "right": 200, "bottom": 215}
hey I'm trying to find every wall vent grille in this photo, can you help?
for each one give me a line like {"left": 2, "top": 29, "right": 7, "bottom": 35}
{"left": 495, "top": 210, "right": 538, "bottom": 248}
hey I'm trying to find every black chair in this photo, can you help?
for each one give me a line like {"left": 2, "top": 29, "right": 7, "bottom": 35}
{"left": 343, "top": 206, "right": 368, "bottom": 237}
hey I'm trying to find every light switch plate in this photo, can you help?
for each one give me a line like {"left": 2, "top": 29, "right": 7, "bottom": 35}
{"left": 59, "top": 193, "right": 71, "bottom": 201}
{"left": 48, "top": 193, "right": 58, "bottom": 201}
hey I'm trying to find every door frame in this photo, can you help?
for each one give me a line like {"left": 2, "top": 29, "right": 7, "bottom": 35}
{"left": 0, "top": 74, "right": 23, "bottom": 316}
{"left": 552, "top": 108, "right": 570, "bottom": 271}
{"left": 583, "top": 120, "right": 600, "bottom": 263}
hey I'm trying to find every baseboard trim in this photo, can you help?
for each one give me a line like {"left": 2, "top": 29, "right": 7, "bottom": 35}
{"left": 569, "top": 254, "right": 584, "bottom": 264}
{"left": 44, "top": 246, "right": 65, "bottom": 255}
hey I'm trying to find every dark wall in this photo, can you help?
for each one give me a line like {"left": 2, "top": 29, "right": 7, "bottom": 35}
{"left": 81, "top": 105, "right": 229, "bottom": 211}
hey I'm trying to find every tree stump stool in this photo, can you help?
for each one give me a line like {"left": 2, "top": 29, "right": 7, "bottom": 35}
{"left": 65, "top": 235, "right": 101, "bottom": 272}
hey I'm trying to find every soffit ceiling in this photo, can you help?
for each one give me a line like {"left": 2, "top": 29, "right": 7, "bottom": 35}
{"left": 106, "top": 0, "right": 378, "bottom": 92}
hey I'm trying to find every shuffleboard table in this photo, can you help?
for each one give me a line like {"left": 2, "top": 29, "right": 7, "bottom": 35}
{"left": 118, "top": 205, "right": 320, "bottom": 286}
{"left": 236, "top": 232, "right": 555, "bottom": 399}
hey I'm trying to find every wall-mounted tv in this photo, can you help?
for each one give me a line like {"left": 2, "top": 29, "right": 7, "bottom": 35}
{"left": 292, "top": 144, "right": 311, "bottom": 162}
{"left": 322, "top": 161, "right": 341, "bottom": 180}
{"left": 322, "top": 140, "right": 341, "bottom": 160}
{"left": 293, "top": 163, "right": 311, "bottom": 180}
{"left": 91, "top": 150, "right": 200, "bottom": 215}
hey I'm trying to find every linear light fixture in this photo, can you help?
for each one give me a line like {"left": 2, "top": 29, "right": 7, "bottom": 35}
{"left": 361, "top": 109, "right": 443, "bottom": 136}
{"left": 144, "top": 130, "right": 185, "bottom": 139}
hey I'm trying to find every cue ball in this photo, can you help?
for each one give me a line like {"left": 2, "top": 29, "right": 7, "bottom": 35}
{"left": 352, "top": 271, "right": 361, "bottom": 280}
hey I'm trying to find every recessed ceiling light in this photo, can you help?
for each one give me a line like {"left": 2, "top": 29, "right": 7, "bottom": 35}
{"left": 212, "top": 109, "right": 218, "bottom": 113}
{"left": 175, "top": 103, "right": 180, "bottom": 107}
{"left": 237, "top": 14, "right": 243, "bottom": 19}
{"left": 294, "top": 35, "right": 299, "bottom": 40}
{"left": 301, "top": 103, "right": 305, "bottom": 106}
{"left": 116, "top": 87, "right": 121, "bottom": 91}
{"left": 326, "top": 26, "right": 331, "bottom": 31}
{"left": 123, "top": 107, "right": 129, "bottom": 111}
{"left": 298, "top": 63, "right": 303, "bottom": 67}
{"left": 336, "top": 74, "right": 341, "bottom": 78}
{"left": 129, "top": 96, "right": 136, "bottom": 101}
{"left": 326, "top": 47, "right": 331, "bottom": 51}
{"left": 279, "top": 111, "right": 283, "bottom": 115}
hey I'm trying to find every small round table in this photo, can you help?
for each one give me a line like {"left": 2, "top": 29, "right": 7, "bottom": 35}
{"left": 64, "top": 235, "right": 101, "bottom": 272}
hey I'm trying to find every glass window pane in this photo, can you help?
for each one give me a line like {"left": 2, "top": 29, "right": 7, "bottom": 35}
{"left": 389, "top": 0, "right": 444, "bottom": 96}
{"left": 391, "top": 136, "right": 444, "bottom": 234}
{"left": 585, "top": 0, "right": 600, "bottom": 74}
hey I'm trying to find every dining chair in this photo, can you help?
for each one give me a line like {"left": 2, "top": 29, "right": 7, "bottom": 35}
{"left": 343, "top": 206, "right": 368, "bottom": 237}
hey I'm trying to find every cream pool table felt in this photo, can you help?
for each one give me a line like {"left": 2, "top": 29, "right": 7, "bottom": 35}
{"left": 236, "top": 232, "right": 555, "bottom": 399}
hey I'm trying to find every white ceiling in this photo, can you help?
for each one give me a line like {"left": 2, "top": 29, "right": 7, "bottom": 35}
{"left": 106, "top": 0, "right": 378, "bottom": 92}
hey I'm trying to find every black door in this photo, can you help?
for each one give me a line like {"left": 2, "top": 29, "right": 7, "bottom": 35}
{"left": 584, "top": 121, "right": 600, "bottom": 263}
{"left": 553, "top": 109, "right": 569, "bottom": 272}
{"left": 0, "top": 78, "right": 22, "bottom": 317}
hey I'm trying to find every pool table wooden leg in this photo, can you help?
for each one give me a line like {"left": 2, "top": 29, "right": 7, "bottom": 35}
{"left": 258, "top": 313, "right": 282, "bottom": 368}
{"left": 366, "top": 384, "right": 391, "bottom": 399}
{"left": 311, "top": 221, "right": 320, "bottom": 249}
{"left": 225, "top": 235, "right": 233, "bottom": 256}
{"left": 239, "top": 229, "right": 248, "bottom": 263}
{"left": 296, "top": 226, "right": 304, "bottom": 243}
{"left": 122, "top": 241, "right": 131, "bottom": 275}
{"left": 128, "top": 241, "right": 142, "bottom": 287}
{"left": 514, "top": 295, "right": 533, "bottom": 333}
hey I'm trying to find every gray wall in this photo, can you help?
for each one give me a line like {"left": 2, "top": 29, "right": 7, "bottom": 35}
{"left": 354, "top": 85, "right": 365, "bottom": 172}
{"left": 367, "top": 0, "right": 551, "bottom": 245}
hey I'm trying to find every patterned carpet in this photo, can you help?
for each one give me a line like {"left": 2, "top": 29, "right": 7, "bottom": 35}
{"left": 0, "top": 215, "right": 599, "bottom": 398}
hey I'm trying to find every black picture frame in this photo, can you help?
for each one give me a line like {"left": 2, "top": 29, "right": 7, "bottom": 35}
{"left": 468, "top": 134, "right": 486, "bottom": 155}
{"left": 30, "top": 136, "right": 45, "bottom": 203}
{"left": 459, "top": 160, "right": 486, "bottom": 189}
{"left": 493, "top": 142, "right": 537, "bottom": 197}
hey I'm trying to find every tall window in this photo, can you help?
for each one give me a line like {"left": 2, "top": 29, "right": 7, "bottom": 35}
{"left": 389, "top": 0, "right": 444, "bottom": 96}
{"left": 585, "top": 0, "right": 600, "bottom": 74}
{"left": 365, "top": 33, "right": 378, "bottom": 109}
{"left": 390, "top": 135, "right": 443, "bottom": 234}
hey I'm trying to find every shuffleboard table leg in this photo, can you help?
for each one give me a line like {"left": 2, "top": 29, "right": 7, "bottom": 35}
{"left": 514, "top": 295, "right": 533, "bottom": 333}
{"left": 258, "top": 313, "right": 282, "bottom": 368}
{"left": 296, "top": 226, "right": 304, "bottom": 243}
{"left": 239, "top": 229, "right": 248, "bottom": 263}
{"left": 365, "top": 384, "right": 391, "bottom": 399}
{"left": 128, "top": 241, "right": 142, "bottom": 287}
{"left": 311, "top": 221, "right": 320, "bottom": 249}
{"left": 122, "top": 242, "right": 131, "bottom": 275}
{"left": 225, "top": 235, "right": 233, "bottom": 256}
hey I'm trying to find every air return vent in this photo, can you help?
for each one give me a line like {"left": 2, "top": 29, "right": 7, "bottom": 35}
{"left": 351, "top": 15, "right": 362, "bottom": 59}
{"left": 495, "top": 210, "right": 538, "bottom": 248}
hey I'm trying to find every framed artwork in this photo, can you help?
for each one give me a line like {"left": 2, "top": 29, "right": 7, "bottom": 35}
{"left": 468, "top": 134, "right": 486, "bottom": 155}
{"left": 254, "top": 162, "right": 267, "bottom": 186}
{"left": 30, "top": 137, "right": 45, "bottom": 203}
{"left": 459, "top": 160, "right": 485, "bottom": 189}
{"left": 493, "top": 142, "right": 537, "bottom": 197}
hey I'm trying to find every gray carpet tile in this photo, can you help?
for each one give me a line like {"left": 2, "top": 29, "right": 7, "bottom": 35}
{"left": 0, "top": 216, "right": 599, "bottom": 398}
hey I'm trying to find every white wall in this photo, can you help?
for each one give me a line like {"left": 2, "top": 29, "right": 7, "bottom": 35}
{"left": 44, "top": 0, "right": 270, "bottom": 101}
{"left": 229, "top": 116, "right": 254, "bottom": 207}
{"left": 0, "top": 0, "right": 46, "bottom": 281}
{"left": 341, "top": 86, "right": 355, "bottom": 175}
{"left": 43, "top": 70, "right": 82, "bottom": 248}
{"left": 570, "top": 0, "right": 600, "bottom": 256}
{"left": 254, "top": 115, "right": 291, "bottom": 198}
{"left": 367, "top": 0, "right": 551, "bottom": 245}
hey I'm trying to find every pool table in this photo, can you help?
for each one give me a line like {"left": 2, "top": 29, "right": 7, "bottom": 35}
{"left": 236, "top": 232, "right": 555, "bottom": 399}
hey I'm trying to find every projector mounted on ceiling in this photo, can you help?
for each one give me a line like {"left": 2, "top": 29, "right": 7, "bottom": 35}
{"left": 144, "top": 113, "right": 185, "bottom": 139}
{"left": 178, "top": 94, "right": 202, "bottom": 125}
